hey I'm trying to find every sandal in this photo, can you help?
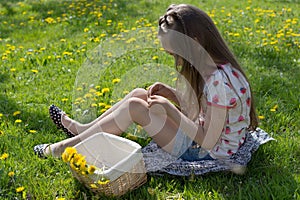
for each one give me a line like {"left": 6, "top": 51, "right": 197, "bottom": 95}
{"left": 33, "top": 144, "right": 51, "bottom": 158}
{"left": 49, "top": 105, "right": 75, "bottom": 138}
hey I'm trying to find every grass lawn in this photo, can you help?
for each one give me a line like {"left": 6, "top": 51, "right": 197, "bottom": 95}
{"left": 0, "top": 0, "right": 299, "bottom": 199}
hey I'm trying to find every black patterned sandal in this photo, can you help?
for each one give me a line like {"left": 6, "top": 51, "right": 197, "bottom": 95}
{"left": 33, "top": 144, "right": 51, "bottom": 158}
{"left": 49, "top": 105, "right": 75, "bottom": 138}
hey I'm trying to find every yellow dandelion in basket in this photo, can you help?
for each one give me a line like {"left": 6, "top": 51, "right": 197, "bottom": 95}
{"left": 79, "top": 157, "right": 87, "bottom": 172}
{"left": 90, "top": 183, "right": 98, "bottom": 189}
{"left": 98, "top": 177, "right": 110, "bottom": 185}
{"left": 88, "top": 165, "right": 96, "bottom": 174}
{"left": 62, "top": 147, "right": 77, "bottom": 162}
{"left": 16, "top": 186, "right": 25, "bottom": 193}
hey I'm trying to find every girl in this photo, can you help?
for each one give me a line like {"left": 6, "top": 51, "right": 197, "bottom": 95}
{"left": 34, "top": 4, "right": 258, "bottom": 161}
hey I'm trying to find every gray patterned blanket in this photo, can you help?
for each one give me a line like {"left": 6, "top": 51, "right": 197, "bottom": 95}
{"left": 142, "top": 128, "right": 274, "bottom": 176}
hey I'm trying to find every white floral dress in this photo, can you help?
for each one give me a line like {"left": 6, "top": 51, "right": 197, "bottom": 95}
{"left": 203, "top": 63, "right": 252, "bottom": 159}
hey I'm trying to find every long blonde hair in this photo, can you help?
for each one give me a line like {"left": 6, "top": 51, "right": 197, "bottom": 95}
{"left": 159, "top": 4, "right": 258, "bottom": 130}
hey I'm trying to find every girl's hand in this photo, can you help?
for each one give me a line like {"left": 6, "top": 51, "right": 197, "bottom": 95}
{"left": 147, "top": 95, "right": 168, "bottom": 107}
{"left": 147, "top": 82, "right": 166, "bottom": 97}
{"left": 147, "top": 95, "right": 174, "bottom": 115}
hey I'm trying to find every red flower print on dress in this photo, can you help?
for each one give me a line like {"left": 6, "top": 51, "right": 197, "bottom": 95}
{"left": 213, "top": 80, "right": 219, "bottom": 86}
{"left": 225, "top": 126, "right": 231, "bottom": 134}
{"left": 240, "top": 87, "right": 246, "bottom": 94}
{"left": 232, "top": 70, "right": 239, "bottom": 78}
{"left": 246, "top": 97, "right": 251, "bottom": 107}
{"left": 216, "top": 146, "right": 220, "bottom": 152}
{"left": 224, "top": 139, "right": 230, "bottom": 144}
{"left": 227, "top": 149, "right": 233, "bottom": 155}
{"left": 212, "top": 94, "right": 219, "bottom": 104}
{"left": 229, "top": 98, "right": 237, "bottom": 106}
{"left": 238, "top": 115, "right": 245, "bottom": 122}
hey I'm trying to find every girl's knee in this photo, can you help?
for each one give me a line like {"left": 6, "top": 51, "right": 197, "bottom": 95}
{"left": 127, "top": 97, "right": 149, "bottom": 122}
{"left": 130, "top": 88, "right": 147, "bottom": 100}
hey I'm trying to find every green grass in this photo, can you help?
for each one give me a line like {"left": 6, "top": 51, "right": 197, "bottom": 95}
{"left": 0, "top": 0, "right": 299, "bottom": 199}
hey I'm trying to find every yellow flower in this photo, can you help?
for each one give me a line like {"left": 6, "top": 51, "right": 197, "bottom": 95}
{"left": 123, "top": 90, "right": 129, "bottom": 95}
{"left": 88, "top": 165, "right": 96, "bottom": 174}
{"left": 105, "top": 105, "right": 111, "bottom": 109}
{"left": 90, "top": 183, "right": 98, "bottom": 189}
{"left": 56, "top": 198, "right": 65, "bottom": 200}
{"left": 8, "top": 171, "right": 15, "bottom": 177}
{"left": 152, "top": 56, "right": 158, "bottom": 60}
{"left": 84, "top": 28, "right": 89, "bottom": 32}
{"left": 0, "top": 113, "right": 3, "bottom": 118}
{"left": 16, "top": 186, "right": 25, "bottom": 193}
{"left": 0, "top": 153, "right": 8, "bottom": 160}
{"left": 31, "top": 69, "right": 38, "bottom": 73}
{"left": 97, "top": 177, "right": 110, "bottom": 185}
{"left": 45, "top": 17, "right": 55, "bottom": 24}
{"left": 91, "top": 103, "right": 98, "bottom": 107}
{"left": 29, "top": 130, "right": 37, "bottom": 133}
{"left": 13, "top": 111, "right": 21, "bottom": 116}
{"left": 61, "top": 98, "right": 68, "bottom": 102}
{"left": 15, "top": 119, "right": 22, "bottom": 123}
{"left": 101, "top": 88, "right": 110, "bottom": 93}
{"left": 10, "top": 68, "right": 16, "bottom": 72}
{"left": 258, "top": 115, "right": 265, "bottom": 120}
{"left": 112, "top": 78, "right": 121, "bottom": 84}
{"left": 62, "top": 147, "right": 77, "bottom": 162}
{"left": 20, "top": 58, "right": 25, "bottom": 62}
{"left": 98, "top": 102, "right": 106, "bottom": 107}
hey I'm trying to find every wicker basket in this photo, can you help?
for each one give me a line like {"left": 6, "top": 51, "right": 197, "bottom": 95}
{"left": 70, "top": 132, "right": 147, "bottom": 196}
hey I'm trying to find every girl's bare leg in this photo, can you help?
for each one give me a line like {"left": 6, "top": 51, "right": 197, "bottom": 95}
{"left": 47, "top": 96, "right": 179, "bottom": 157}
{"left": 61, "top": 88, "right": 148, "bottom": 135}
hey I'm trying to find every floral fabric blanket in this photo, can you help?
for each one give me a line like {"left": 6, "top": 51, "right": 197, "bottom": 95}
{"left": 142, "top": 128, "right": 274, "bottom": 176}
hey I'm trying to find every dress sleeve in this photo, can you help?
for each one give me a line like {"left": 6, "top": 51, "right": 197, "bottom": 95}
{"left": 204, "top": 71, "right": 238, "bottom": 109}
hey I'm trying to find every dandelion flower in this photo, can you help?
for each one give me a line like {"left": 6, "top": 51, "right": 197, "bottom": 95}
{"left": 88, "top": 165, "right": 96, "bottom": 174}
{"left": 31, "top": 69, "right": 38, "bottom": 73}
{"left": 258, "top": 115, "right": 265, "bottom": 120}
{"left": 98, "top": 177, "right": 110, "bottom": 185}
{"left": 0, "top": 153, "right": 9, "bottom": 160}
{"left": 15, "top": 119, "right": 22, "bottom": 123}
{"left": 62, "top": 147, "right": 77, "bottom": 162}
{"left": 90, "top": 183, "right": 98, "bottom": 189}
{"left": 101, "top": 88, "right": 110, "bottom": 93}
{"left": 61, "top": 98, "right": 68, "bottom": 102}
{"left": 16, "top": 186, "right": 25, "bottom": 193}
{"left": 112, "top": 78, "right": 121, "bottom": 84}
{"left": 8, "top": 171, "right": 15, "bottom": 177}
{"left": 13, "top": 111, "right": 21, "bottom": 116}
{"left": 29, "top": 130, "right": 37, "bottom": 133}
